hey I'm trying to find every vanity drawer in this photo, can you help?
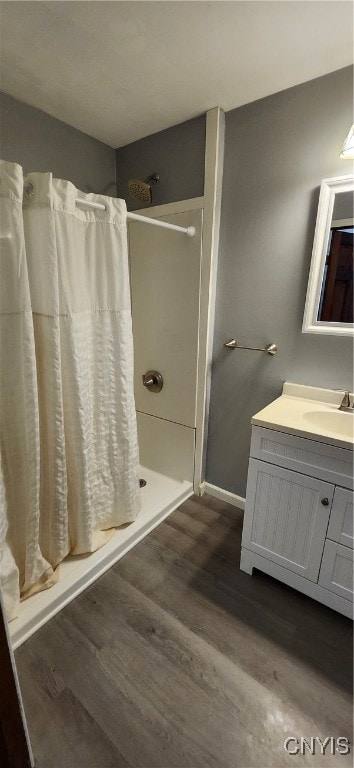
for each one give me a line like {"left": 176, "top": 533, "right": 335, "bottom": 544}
{"left": 318, "top": 540, "right": 353, "bottom": 602}
{"left": 327, "top": 487, "right": 354, "bottom": 548}
{"left": 250, "top": 426, "right": 353, "bottom": 489}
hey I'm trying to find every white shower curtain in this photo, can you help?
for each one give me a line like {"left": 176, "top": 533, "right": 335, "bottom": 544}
{"left": 0, "top": 161, "right": 141, "bottom": 620}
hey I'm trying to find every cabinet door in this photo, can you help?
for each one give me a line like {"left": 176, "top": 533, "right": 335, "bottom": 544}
{"left": 327, "top": 487, "right": 353, "bottom": 549}
{"left": 318, "top": 540, "right": 353, "bottom": 602}
{"left": 242, "top": 459, "right": 334, "bottom": 582}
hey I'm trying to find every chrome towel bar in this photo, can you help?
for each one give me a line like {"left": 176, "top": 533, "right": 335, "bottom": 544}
{"left": 224, "top": 339, "right": 277, "bottom": 355}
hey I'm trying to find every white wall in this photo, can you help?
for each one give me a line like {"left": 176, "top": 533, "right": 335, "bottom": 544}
{"left": 129, "top": 206, "right": 203, "bottom": 481}
{"left": 136, "top": 412, "right": 195, "bottom": 482}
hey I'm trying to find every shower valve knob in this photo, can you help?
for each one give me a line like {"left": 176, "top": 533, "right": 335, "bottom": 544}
{"left": 142, "top": 370, "right": 163, "bottom": 393}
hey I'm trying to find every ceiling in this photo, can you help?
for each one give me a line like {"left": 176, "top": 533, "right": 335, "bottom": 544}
{"left": 0, "top": 1, "right": 352, "bottom": 148}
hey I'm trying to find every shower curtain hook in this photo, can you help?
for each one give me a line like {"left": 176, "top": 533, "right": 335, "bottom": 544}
{"left": 24, "top": 181, "right": 35, "bottom": 198}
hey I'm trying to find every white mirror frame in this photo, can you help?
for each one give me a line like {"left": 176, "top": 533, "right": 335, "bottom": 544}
{"left": 302, "top": 174, "right": 354, "bottom": 337}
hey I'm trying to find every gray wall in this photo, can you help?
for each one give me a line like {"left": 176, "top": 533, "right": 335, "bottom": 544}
{"left": 332, "top": 191, "right": 353, "bottom": 220}
{"left": 0, "top": 92, "right": 116, "bottom": 195}
{"left": 115, "top": 115, "right": 205, "bottom": 210}
{"left": 206, "top": 66, "right": 354, "bottom": 497}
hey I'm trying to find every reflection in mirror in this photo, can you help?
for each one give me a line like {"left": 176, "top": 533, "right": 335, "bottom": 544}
{"left": 303, "top": 174, "right": 354, "bottom": 336}
{"left": 317, "top": 190, "right": 353, "bottom": 323}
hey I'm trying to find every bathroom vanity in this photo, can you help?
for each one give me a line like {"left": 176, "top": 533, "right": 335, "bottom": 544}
{"left": 240, "top": 383, "right": 354, "bottom": 618}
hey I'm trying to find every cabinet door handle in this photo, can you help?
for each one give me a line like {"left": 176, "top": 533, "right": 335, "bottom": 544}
{"left": 321, "top": 497, "right": 329, "bottom": 507}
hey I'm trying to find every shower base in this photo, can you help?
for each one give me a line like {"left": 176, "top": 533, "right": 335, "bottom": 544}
{"left": 9, "top": 467, "right": 193, "bottom": 649}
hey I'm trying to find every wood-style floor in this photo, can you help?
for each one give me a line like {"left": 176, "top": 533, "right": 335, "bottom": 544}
{"left": 15, "top": 494, "right": 353, "bottom": 768}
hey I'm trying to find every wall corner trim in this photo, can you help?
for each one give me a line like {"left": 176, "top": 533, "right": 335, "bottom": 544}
{"left": 194, "top": 106, "right": 225, "bottom": 492}
{"left": 204, "top": 483, "right": 246, "bottom": 510}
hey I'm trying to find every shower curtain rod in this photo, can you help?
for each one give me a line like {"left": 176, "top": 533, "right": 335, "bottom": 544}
{"left": 127, "top": 210, "right": 195, "bottom": 238}
{"left": 22, "top": 183, "right": 195, "bottom": 237}
{"left": 75, "top": 198, "right": 196, "bottom": 238}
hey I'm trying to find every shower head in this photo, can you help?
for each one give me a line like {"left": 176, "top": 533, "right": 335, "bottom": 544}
{"left": 128, "top": 179, "right": 151, "bottom": 204}
{"left": 128, "top": 173, "right": 159, "bottom": 205}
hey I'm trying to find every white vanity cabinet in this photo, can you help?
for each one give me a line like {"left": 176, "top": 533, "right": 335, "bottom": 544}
{"left": 240, "top": 426, "right": 354, "bottom": 618}
{"left": 326, "top": 487, "right": 353, "bottom": 548}
{"left": 318, "top": 541, "right": 353, "bottom": 601}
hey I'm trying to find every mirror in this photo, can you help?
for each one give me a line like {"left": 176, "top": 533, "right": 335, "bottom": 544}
{"left": 303, "top": 175, "right": 354, "bottom": 336}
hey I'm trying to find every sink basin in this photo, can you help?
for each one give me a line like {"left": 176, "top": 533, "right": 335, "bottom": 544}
{"left": 304, "top": 410, "right": 354, "bottom": 440}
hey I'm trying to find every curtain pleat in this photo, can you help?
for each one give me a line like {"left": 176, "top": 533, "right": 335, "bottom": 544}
{"left": 0, "top": 162, "right": 141, "bottom": 620}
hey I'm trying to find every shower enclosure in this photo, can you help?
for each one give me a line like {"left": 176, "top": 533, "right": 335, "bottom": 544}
{"left": 4, "top": 108, "right": 225, "bottom": 648}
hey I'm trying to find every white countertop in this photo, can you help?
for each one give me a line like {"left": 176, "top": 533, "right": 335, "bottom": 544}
{"left": 252, "top": 383, "right": 354, "bottom": 451}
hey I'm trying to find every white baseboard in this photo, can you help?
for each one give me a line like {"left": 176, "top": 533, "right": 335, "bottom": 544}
{"left": 203, "top": 482, "right": 245, "bottom": 510}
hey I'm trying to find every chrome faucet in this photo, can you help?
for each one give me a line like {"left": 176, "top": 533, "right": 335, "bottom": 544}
{"left": 339, "top": 391, "right": 354, "bottom": 412}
